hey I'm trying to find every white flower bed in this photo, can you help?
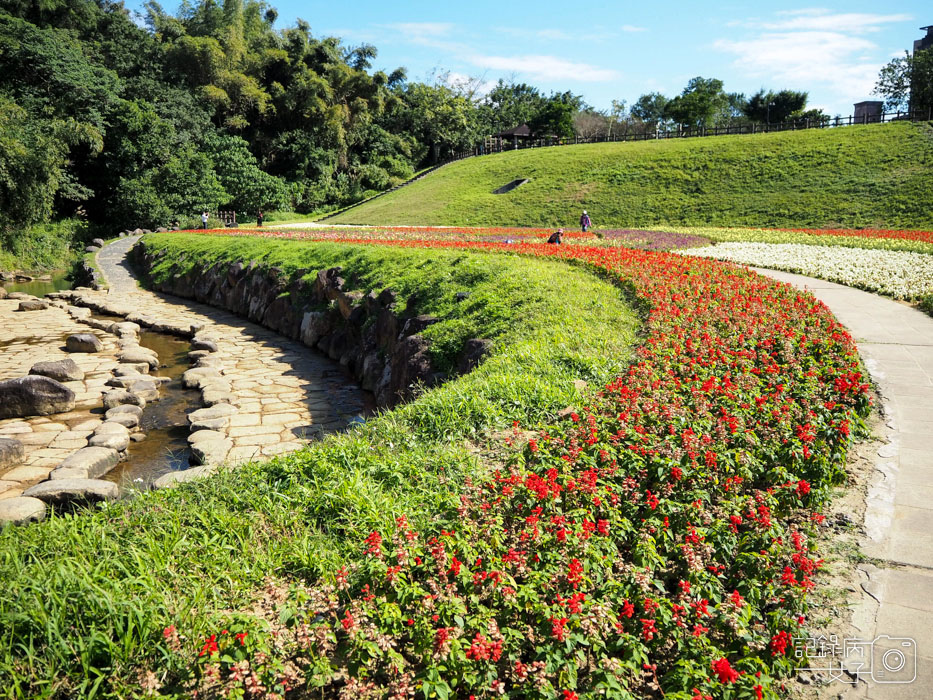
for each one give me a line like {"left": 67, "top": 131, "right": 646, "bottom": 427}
{"left": 681, "top": 242, "right": 933, "bottom": 300}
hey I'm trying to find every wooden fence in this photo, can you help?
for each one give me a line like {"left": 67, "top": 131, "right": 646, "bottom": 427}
{"left": 480, "top": 107, "right": 933, "bottom": 154}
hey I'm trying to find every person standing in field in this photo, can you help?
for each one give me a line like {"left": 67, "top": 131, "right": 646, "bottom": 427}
{"left": 257, "top": 210, "right": 264, "bottom": 227}
{"left": 201, "top": 211, "right": 209, "bottom": 230}
{"left": 580, "top": 210, "right": 591, "bottom": 232}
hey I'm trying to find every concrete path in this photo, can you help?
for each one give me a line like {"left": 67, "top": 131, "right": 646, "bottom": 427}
{"left": 753, "top": 268, "right": 933, "bottom": 699}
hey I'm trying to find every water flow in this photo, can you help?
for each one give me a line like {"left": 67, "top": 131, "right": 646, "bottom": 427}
{"left": 2, "top": 271, "right": 72, "bottom": 297}
{"left": 103, "top": 331, "right": 196, "bottom": 488}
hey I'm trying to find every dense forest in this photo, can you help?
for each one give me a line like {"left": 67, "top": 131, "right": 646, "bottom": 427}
{"left": 0, "top": 0, "right": 593, "bottom": 245}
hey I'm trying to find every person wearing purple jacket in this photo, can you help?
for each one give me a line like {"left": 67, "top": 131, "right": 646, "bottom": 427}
{"left": 580, "top": 210, "right": 591, "bottom": 232}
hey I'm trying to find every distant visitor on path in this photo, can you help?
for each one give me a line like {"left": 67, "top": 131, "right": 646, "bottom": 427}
{"left": 257, "top": 210, "right": 264, "bottom": 227}
{"left": 547, "top": 228, "right": 564, "bottom": 245}
{"left": 201, "top": 211, "right": 209, "bottom": 229}
{"left": 580, "top": 210, "right": 591, "bottom": 232}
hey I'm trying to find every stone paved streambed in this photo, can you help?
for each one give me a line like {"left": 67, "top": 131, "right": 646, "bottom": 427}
{"left": 0, "top": 297, "right": 122, "bottom": 500}
{"left": 0, "top": 237, "right": 373, "bottom": 524}
{"left": 67, "top": 236, "right": 373, "bottom": 481}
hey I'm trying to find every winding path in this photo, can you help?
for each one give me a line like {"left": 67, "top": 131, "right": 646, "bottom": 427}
{"left": 754, "top": 268, "right": 933, "bottom": 698}
{"left": 90, "top": 236, "right": 371, "bottom": 465}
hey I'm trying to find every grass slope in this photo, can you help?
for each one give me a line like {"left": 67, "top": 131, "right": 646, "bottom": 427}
{"left": 327, "top": 123, "right": 933, "bottom": 229}
{"left": 0, "top": 236, "right": 638, "bottom": 697}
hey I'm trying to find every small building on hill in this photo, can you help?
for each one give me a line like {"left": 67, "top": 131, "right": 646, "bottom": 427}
{"left": 493, "top": 124, "right": 532, "bottom": 141}
{"left": 914, "top": 25, "right": 933, "bottom": 52}
{"left": 853, "top": 101, "right": 883, "bottom": 122}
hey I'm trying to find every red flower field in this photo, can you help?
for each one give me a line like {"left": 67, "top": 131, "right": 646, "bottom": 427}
{"left": 181, "top": 234, "right": 873, "bottom": 699}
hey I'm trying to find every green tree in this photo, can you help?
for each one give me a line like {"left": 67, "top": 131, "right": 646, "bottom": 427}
{"left": 663, "top": 77, "right": 730, "bottom": 129}
{"left": 630, "top": 92, "right": 669, "bottom": 125}
{"left": 742, "top": 88, "right": 808, "bottom": 124}
{"left": 874, "top": 48, "right": 933, "bottom": 115}
{"left": 480, "top": 80, "right": 547, "bottom": 134}
{"left": 528, "top": 100, "right": 575, "bottom": 138}
{"left": 206, "top": 133, "right": 289, "bottom": 214}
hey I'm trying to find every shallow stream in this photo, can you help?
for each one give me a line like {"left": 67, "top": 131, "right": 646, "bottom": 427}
{"left": 2, "top": 271, "right": 72, "bottom": 297}
{"left": 103, "top": 330, "right": 196, "bottom": 488}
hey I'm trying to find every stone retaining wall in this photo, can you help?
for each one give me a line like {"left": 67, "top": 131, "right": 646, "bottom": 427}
{"left": 131, "top": 242, "right": 490, "bottom": 407}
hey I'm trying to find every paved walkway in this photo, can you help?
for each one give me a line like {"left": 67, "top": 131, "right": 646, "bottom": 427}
{"left": 754, "top": 268, "right": 933, "bottom": 699}
{"left": 86, "top": 237, "right": 371, "bottom": 465}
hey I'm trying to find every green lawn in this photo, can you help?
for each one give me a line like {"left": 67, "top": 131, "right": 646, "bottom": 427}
{"left": 0, "top": 236, "right": 638, "bottom": 697}
{"left": 326, "top": 122, "right": 933, "bottom": 230}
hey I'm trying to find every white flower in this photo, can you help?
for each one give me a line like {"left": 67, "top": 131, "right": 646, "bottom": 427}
{"left": 680, "top": 243, "right": 933, "bottom": 300}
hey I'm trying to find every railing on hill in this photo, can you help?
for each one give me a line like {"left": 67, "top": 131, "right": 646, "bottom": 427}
{"left": 317, "top": 107, "right": 931, "bottom": 222}
{"left": 483, "top": 107, "right": 933, "bottom": 153}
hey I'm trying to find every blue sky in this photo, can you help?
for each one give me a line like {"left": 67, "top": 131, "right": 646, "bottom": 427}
{"left": 129, "top": 0, "right": 930, "bottom": 117}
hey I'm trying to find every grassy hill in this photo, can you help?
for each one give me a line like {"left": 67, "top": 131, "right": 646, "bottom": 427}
{"left": 327, "top": 122, "right": 933, "bottom": 229}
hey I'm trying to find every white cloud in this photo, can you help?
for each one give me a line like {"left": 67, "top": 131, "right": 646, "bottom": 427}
{"left": 382, "top": 22, "right": 456, "bottom": 48}
{"left": 714, "top": 10, "right": 913, "bottom": 105}
{"left": 469, "top": 54, "right": 619, "bottom": 82}
{"left": 763, "top": 9, "right": 911, "bottom": 34}
{"left": 715, "top": 31, "right": 881, "bottom": 99}
{"left": 621, "top": 25, "right": 647, "bottom": 33}
{"left": 441, "top": 71, "right": 497, "bottom": 97}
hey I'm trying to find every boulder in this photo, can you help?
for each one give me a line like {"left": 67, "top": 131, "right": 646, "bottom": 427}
{"left": 105, "top": 373, "right": 147, "bottom": 389}
{"left": 188, "top": 429, "right": 226, "bottom": 445}
{"left": 65, "top": 333, "right": 103, "bottom": 353}
{"left": 0, "top": 438, "right": 25, "bottom": 470}
{"left": 29, "top": 358, "right": 85, "bottom": 382}
{"left": 188, "top": 403, "right": 237, "bottom": 431}
{"left": 300, "top": 310, "right": 334, "bottom": 347}
{"left": 191, "top": 337, "right": 218, "bottom": 352}
{"left": 91, "top": 238, "right": 105, "bottom": 248}
{"left": 153, "top": 465, "right": 215, "bottom": 489}
{"left": 105, "top": 404, "right": 143, "bottom": 419}
{"left": 201, "top": 389, "right": 234, "bottom": 407}
{"left": 117, "top": 349, "right": 159, "bottom": 370}
{"left": 17, "top": 300, "right": 48, "bottom": 311}
{"left": 105, "top": 412, "right": 139, "bottom": 429}
{"left": 126, "top": 379, "right": 159, "bottom": 402}
{"left": 182, "top": 367, "right": 222, "bottom": 389}
{"left": 0, "top": 497, "right": 46, "bottom": 525}
{"left": 53, "top": 446, "right": 120, "bottom": 479}
{"left": 109, "top": 321, "right": 140, "bottom": 337}
{"left": 102, "top": 389, "right": 146, "bottom": 410}
{"left": 66, "top": 305, "right": 92, "bottom": 320}
{"left": 24, "top": 478, "right": 119, "bottom": 504}
{"left": 400, "top": 314, "right": 440, "bottom": 337}
{"left": 89, "top": 429, "right": 130, "bottom": 452}
{"left": 0, "top": 376, "right": 76, "bottom": 418}
{"left": 6, "top": 292, "right": 36, "bottom": 300}
{"left": 190, "top": 437, "right": 233, "bottom": 465}
{"left": 456, "top": 338, "right": 492, "bottom": 374}
{"left": 0, "top": 287, "right": 7, "bottom": 300}
{"left": 193, "top": 355, "right": 224, "bottom": 369}
{"left": 85, "top": 245, "right": 100, "bottom": 253}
